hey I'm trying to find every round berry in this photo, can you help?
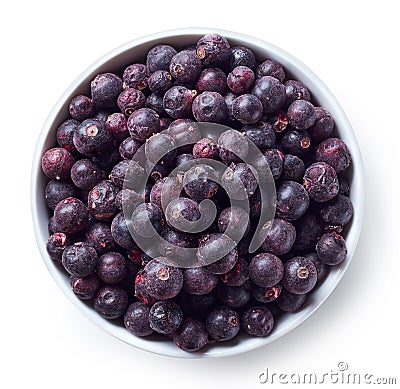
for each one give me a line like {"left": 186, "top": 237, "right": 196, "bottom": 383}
{"left": 281, "top": 154, "right": 305, "bottom": 182}
{"left": 56, "top": 119, "right": 80, "bottom": 154}
{"left": 251, "top": 283, "right": 282, "bottom": 303}
{"left": 249, "top": 253, "right": 284, "bottom": 288}
{"left": 96, "top": 252, "right": 127, "bottom": 284}
{"left": 70, "top": 274, "right": 100, "bottom": 300}
{"left": 232, "top": 94, "right": 263, "bottom": 125}
{"left": 256, "top": 59, "right": 285, "bottom": 82}
{"left": 251, "top": 76, "right": 286, "bottom": 114}
{"left": 46, "top": 232, "right": 70, "bottom": 261}
{"left": 220, "top": 258, "right": 249, "bottom": 287}
{"left": 149, "top": 300, "right": 183, "bottom": 334}
{"left": 227, "top": 66, "right": 255, "bottom": 94}
{"left": 84, "top": 222, "right": 116, "bottom": 255}
{"left": 316, "top": 232, "right": 347, "bottom": 265}
{"left": 284, "top": 80, "right": 311, "bottom": 108}
{"left": 183, "top": 267, "right": 218, "bottom": 295}
{"left": 242, "top": 123, "right": 276, "bottom": 151}
{"left": 262, "top": 148, "right": 284, "bottom": 180}
{"left": 123, "top": 63, "right": 149, "bottom": 90}
{"left": 206, "top": 306, "right": 240, "bottom": 342}
{"left": 169, "top": 50, "right": 202, "bottom": 83}
{"left": 148, "top": 70, "right": 173, "bottom": 95}
{"left": 196, "top": 67, "right": 227, "bottom": 94}
{"left": 111, "top": 212, "right": 136, "bottom": 250}
{"left": 282, "top": 256, "right": 318, "bottom": 294}
{"left": 91, "top": 73, "right": 123, "bottom": 108}
{"left": 221, "top": 163, "right": 258, "bottom": 200}
{"left": 216, "top": 282, "right": 251, "bottom": 308}
{"left": 303, "top": 162, "right": 339, "bottom": 202}
{"left": 105, "top": 113, "right": 129, "bottom": 142}
{"left": 127, "top": 108, "right": 160, "bottom": 142}
{"left": 183, "top": 164, "right": 219, "bottom": 201}
{"left": 308, "top": 107, "right": 334, "bottom": 143}
{"left": 124, "top": 302, "right": 153, "bottom": 336}
{"left": 196, "top": 34, "right": 230, "bottom": 66}
{"left": 54, "top": 197, "right": 88, "bottom": 234}
{"left": 117, "top": 88, "right": 146, "bottom": 116}
{"left": 94, "top": 286, "right": 128, "bottom": 319}
{"left": 276, "top": 181, "right": 310, "bottom": 221}
{"left": 71, "top": 159, "right": 105, "bottom": 190}
{"left": 44, "top": 180, "right": 78, "bottom": 209}
{"left": 192, "top": 91, "right": 227, "bottom": 123}
{"left": 41, "top": 147, "right": 74, "bottom": 180}
{"left": 242, "top": 306, "right": 274, "bottom": 337}
{"left": 146, "top": 44, "right": 177, "bottom": 73}
{"left": 68, "top": 95, "right": 95, "bottom": 121}
{"left": 228, "top": 46, "right": 256, "bottom": 71}
{"left": 88, "top": 180, "right": 119, "bottom": 221}
{"left": 281, "top": 130, "right": 312, "bottom": 156}
{"left": 315, "top": 137, "right": 352, "bottom": 173}
{"left": 260, "top": 218, "right": 296, "bottom": 256}
{"left": 163, "top": 86, "right": 197, "bottom": 119}
{"left": 173, "top": 318, "right": 208, "bottom": 352}
{"left": 276, "top": 288, "right": 307, "bottom": 312}
{"left": 62, "top": 242, "right": 98, "bottom": 277}
{"left": 287, "top": 100, "right": 316, "bottom": 130}
{"left": 119, "top": 137, "right": 142, "bottom": 160}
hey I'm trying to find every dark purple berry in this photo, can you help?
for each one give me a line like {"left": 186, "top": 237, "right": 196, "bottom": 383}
{"left": 218, "top": 206, "right": 250, "bottom": 242}
{"left": 232, "top": 94, "right": 263, "bottom": 125}
{"left": 276, "top": 288, "right": 307, "bottom": 312}
{"left": 119, "top": 137, "right": 142, "bottom": 160}
{"left": 319, "top": 194, "right": 353, "bottom": 227}
{"left": 41, "top": 147, "right": 74, "bottom": 180}
{"left": 117, "top": 88, "right": 146, "bottom": 116}
{"left": 276, "top": 181, "right": 309, "bottom": 221}
{"left": 249, "top": 253, "right": 284, "bottom": 288}
{"left": 88, "top": 180, "right": 119, "bottom": 221}
{"left": 183, "top": 164, "right": 219, "bottom": 201}
{"left": 308, "top": 107, "right": 334, "bottom": 143}
{"left": 196, "top": 68, "right": 227, "bottom": 94}
{"left": 192, "top": 91, "right": 227, "bottom": 123}
{"left": 70, "top": 274, "right": 100, "bottom": 300}
{"left": 228, "top": 46, "right": 256, "bottom": 71}
{"left": 251, "top": 283, "right": 282, "bottom": 303}
{"left": 111, "top": 159, "right": 144, "bottom": 188}
{"left": 196, "top": 34, "right": 231, "bottom": 67}
{"left": 216, "top": 282, "right": 251, "bottom": 308}
{"left": 303, "top": 252, "right": 329, "bottom": 282}
{"left": 91, "top": 73, "right": 123, "bottom": 108}
{"left": 149, "top": 177, "right": 181, "bottom": 210}
{"left": 221, "top": 163, "right": 258, "bottom": 200}
{"left": 123, "top": 63, "right": 149, "bottom": 90}
{"left": 96, "top": 252, "right": 127, "bottom": 284}
{"left": 147, "top": 44, "right": 177, "bottom": 73}
{"left": 146, "top": 93, "right": 165, "bottom": 116}
{"left": 262, "top": 148, "right": 284, "bottom": 180}
{"left": 282, "top": 256, "right": 317, "bottom": 294}
{"left": 227, "top": 66, "right": 255, "bottom": 94}
{"left": 94, "top": 286, "right": 128, "bottom": 319}
{"left": 173, "top": 318, "right": 208, "bottom": 352}
{"left": 292, "top": 211, "right": 324, "bottom": 253}
{"left": 338, "top": 174, "right": 350, "bottom": 196}
{"left": 45, "top": 180, "right": 78, "bottom": 209}
{"left": 169, "top": 50, "right": 202, "bottom": 83}
{"left": 284, "top": 80, "right": 311, "bottom": 108}
{"left": 84, "top": 222, "right": 115, "bottom": 254}
{"left": 127, "top": 108, "right": 160, "bottom": 142}
{"left": 218, "top": 129, "right": 249, "bottom": 164}
{"left": 193, "top": 137, "right": 219, "bottom": 159}
{"left": 94, "top": 111, "right": 111, "bottom": 123}
{"left": 281, "top": 154, "right": 305, "bottom": 182}
{"left": 145, "top": 132, "right": 177, "bottom": 163}
{"left": 206, "top": 306, "right": 240, "bottom": 342}
{"left": 242, "top": 306, "right": 274, "bottom": 336}
{"left": 303, "top": 162, "right": 339, "bottom": 202}
{"left": 243, "top": 123, "right": 276, "bottom": 150}
{"left": 316, "top": 232, "right": 347, "bottom": 265}
{"left": 68, "top": 95, "right": 95, "bottom": 121}
{"left": 54, "top": 197, "right": 88, "bottom": 234}
{"left": 260, "top": 218, "right": 296, "bottom": 256}
{"left": 165, "top": 197, "right": 200, "bottom": 231}
{"left": 281, "top": 130, "right": 312, "bottom": 156}
{"left": 149, "top": 300, "right": 183, "bottom": 334}
{"left": 256, "top": 60, "right": 285, "bottom": 82}
{"left": 167, "top": 119, "right": 201, "bottom": 150}
{"left": 92, "top": 145, "right": 121, "bottom": 172}
{"left": 56, "top": 119, "right": 80, "bottom": 154}
{"left": 62, "top": 242, "right": 98, "bottom": 277}
{"left": 124, "top": 302, "right": 153, "bottom": 336}
{"left": 183, "top": 267, "right": 218, "bottom": 295}
{"left": 251, "top": 76, "right": 286, "bottom": 114}
{"left": 73, "top": 119, "right": 113, "bottom": 156}
{"left": 46, "top": 232, "right": 70, "bottom": 261}
{"left": 148, "top": 161, "right": 171, "bottom": 182}
{"left": 105, "top": 113, "right": 129, "bottom": 142}
{"left": 148, "top": 70, "right": 173, "bottom": 95}
{"left": 158, "top": 227, "right": 195, "bottom": 259}
{"left": 131, "top": 203, "right": 164, "bottom": 238}
{"left": 71, "top": 159, "right": 105, "bottom": 190}
{"left": 48, "top": 216, "right": 59, "bottom": 235}
{"left": 287, "top": 100, "right": 316, "bottom": 130}
{"left": 115, "top": 188, "right": 143, "bottom": 214}
{"left": 220, "top": 258, "right": 249, "bottom": 287}
{"left": 315, "top": 138, "right": 352, "bottom": 173}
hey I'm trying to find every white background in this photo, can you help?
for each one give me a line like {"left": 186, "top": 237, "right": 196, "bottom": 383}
{"left": 1, "top": 0, "right": 399, "bottom": 388}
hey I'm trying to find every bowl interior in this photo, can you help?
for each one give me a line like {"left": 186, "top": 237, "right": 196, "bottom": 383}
{"left": 31, "top": 28, "right": 364, "bottom": 358}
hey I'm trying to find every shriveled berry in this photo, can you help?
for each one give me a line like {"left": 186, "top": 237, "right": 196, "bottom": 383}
{"left": 281, "top": 129, "right": 312, "bottom": 156}
{"left": 123, "top": 63, "right": 149, "bottom": 90}
{"left": 147, "top": 44, "right": 177, "bottom": 73}
{"left": 111, "top": 160, "right": 144, "bottom": 188}
{"left": 216, "top": 282, "right": 251, "bottom": 308}
{"left": 117, "top": 88, "right": 145, "bottom": 116}
{"left": 260, "top": 218, "right": 296, "bottom": 256}
{"left": 251, "top": 76, "right": 286, "bottom": 114}
{"left": 242, "top": 306, "right": 274, "bottom": 337}
{"left": 183, "top": 164, "right": 219, "bottom": 201}
{"left": 127, "top": 108, "right": 160, "bottom": 142}
{"left": 91, "top": 73, "right": 123, "bottom": 108}
{"left": 94, "top": 286, "right": 128, "bottom": 319}
{"left": 319, "top": 194, "right": 353, "bottom": 227}
{"left": 124, "top": 302, "right": 153, "bottom": 336}
{"left": 41, "top": 147, "right": 74, "bottom": 180}
{"left": 169, "top": 50, "right": 202, "bottom": 83}
{"left": 148, "top": 70, "right": 173, "bottom": 95}
{"left": 206, "top": 306, "right": 240, "bottom": 341}
{"left": 227, "top": 66, "right": 255, "bottom": 94}
{"left": 46, "top": 232, "right": 70, "bottom": 261}
{"left": 196, "top": 68, "right": 227, "bottom": 94}
{"left": 192, "top": 91, "right": 227, "bottom": 123}
{"left": 173, "top": 318, "right": 208, "bottom": 352}
{"left": 62, "top": 242, "right": 98, "bottom": 277}
{"left": 220, "top": 258, "right": 249, "bottom": 287}
{"left": 54, "top": 197, "right": 88, "bottom": 234}
{"left": 119, "top": 137, "right": 142, "bottom": 160}
{"left": 218, "top": 129, "right": 249, "bottom": 164}
{"left": 308, "top": 107, "right": 334, "bottom": 143}
{"left": 45, "top": 180, "right": 78, "bottom": 209}
{"left": 249, "top": 253, "right": 284, "bottom": 288}
{"left": 251, "top": 283, "right": 282, "bottom": 303}
{"left": 276, "top": 181, "right": 309, "bottom": 221}
{"left": 283, "top": 256, "right": 317, "bottom": 294}
{"left": 149, "top": 300, "right": 183, "bottom": 334}
{"left": 303, "top": 162, "right": 339, "bottom": 202}
{"left": 256, "top": 60, "right": 285, "bottom": 82}
{"left": 316, "top": 232, "right": 347, "bottom": 265}
{"left": 183, "top": 267, "right": 218, "bottom": 295}
{"left": 281, "top": 154, "right": 305, "bottom": 182}
{"left": 232, "top": 94, "right": 263, "bottom": 125}
{"left": 165, "top": 197, "right": 200, "bottom": 231}
{"left": 284, "top": 80, "right": 311, "bottom": 108}
{"left": 84, "top": 222, "right": 115, "bottom": 255}
{"left": 196, "top": 34, "right": 230, "bottom": 66}
{"left": 88, "top": 180, "right": 119, "bottom": 221}
{"left": 315, "top": 137, "right": 352, "bottom": 173}
{"left": 68, "top": 95, "right": 95, "bottom": 121}
{"left": 221, "top": 163, "right": 258, "bottom": 200}
{"left": 105, "top": 113, "right": 129, "bottom": 142}
{"left": 193, "top": 137, "right": 219, "bottom": 159}
{"left": 70, "top": 274, "right": 100, "bottom": 300}
{"left": 262, "top": 148, "right": 284, "bottom": 180}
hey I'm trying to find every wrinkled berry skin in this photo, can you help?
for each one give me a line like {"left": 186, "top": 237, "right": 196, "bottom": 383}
{"left": 319, "top": 194, "right": 353, "bottom": 227}
{"left": 173, "top": 318, "right": 209, "bottom": 352}
{"left": 242, "top": 306, "right": 274, "bottom": 337}
{"left": 124, "top": 302, "right": 153, "bottom": 336}
{"left": 251, "top": 76, "right": 286, "bottom": 114}
{"left": 293, "top": 211, "right": 324, "bottom": 253}
{"left": 54, "top": 197, "right": 88, "bottom": 234}
{"left": 281, "top": 130, "right": 312, "bottom": 156}
{"left": 119, "top": 137, "right": 142, "bottom": 160}
{"left": 182, "top": 267, "right": 218, "bottom": 295}
{"left": 71, "top": 159, "right": 105, "bottom": 190}
{"left": 282, "top": 256, "right": 317, "bottom": 294}
{"left": 70, "top": 274, "right": 100, "bottom": 300}
{"left": 45, "top": 180, "right": 78, "bottom": 209}
{"left": 84, "top": 222, "right": 115, "bottom": 254}
{"left": 184, "top": 164, "right": 219, "bottom": 201}
{"left": 127, "top": 108, "right": 160, "bottom": 142}
{"left": 216, "top": 282, "right": 251, "bottom": 308}
{"left": 170, "top": 50, "right": 203, "bottom": 83}
{"left": 256, "top": 60, "right": 285, "bottom": 83}
{"left": 221, "top": 162, "right": 258, "bottom": 200}
{"left": 243, "top": 123, "right": 276, "bottom": 150}
{"left": 206, "top": 306, "right": 240, "bottom": 342}
{"left": 138, "top": 258, "right": 183, "bottom": 300}
{"left": 260, "top": 218, "right": 296, "bottom": 256}
{"left": 96, "top": 252, "right": 127, "bottom": 284}
{"left": 94, "top": 286, "right": 128, "bottom": 319}
{"left": 56, "top": 119, "right": 80, "bottom": 154}
{"left": 220, "top": 258, "right": 249, "bottom": 287}
{"left": 303, "top": 252, "right": 329, "bottom": 282}
{"left": 249, "top": 253, "right": 284, "bottom": 288}
{"left": 315, "top": 137, "right": 352, "bottom": 173}
{"left": 232, "top": 94, "right": 263, "bottom": 125}
{"left": 276, "top": 288, "right": 307, "bottom": 312}
{"left": 117, "top": 88, "right": 146, "bottom": 116}
{"left": 227, "top": 66, "right": 255, "bottom": 94}
{"left": 62, "top": 242, "right": 98, "bottom": 277}
{"left": 276, "top": 181, "right": 310, "bottom": 221}
{"left": 163, "top": 86, "right": 197, "bottom": 119}
{"left": 69, "top": 95, "right": 95, "bottom": 121}
{"left": 193, "top": 137, "right": 219, "bottom": 159}
{"left": 316, "top": 232, "right": 347, "bottom": 265}
{"left": 73, "top": 119, "right": 113, "bottom": 156}
{"left": 91, "top": 73, "right": 123, "bottom": 108}
{"left": 287, "top": 100, "right": 316, "bottom": 130}
{"left": 196, "top": 34, "right": 230, "bottom": 66}
{"left": 251, "top": 283, "right": 282, "bottom": 303}
{"left": 263, "top": 148, "right": 284, "bottom": 180}
{"left": 228, "top": 46, "right": 256, "bottom": 71}
{"left": 308, "top": 107, "right": 334, "bottom": 143}
{"left": 46, "top": 232, "right": 70, "bottom": 261}
{"left": 149, "top": 300, "right": 183, "bottom": 334}
{"left": 41, "top": 147, "right": 74, "bottom": 180}
{"left": 105, "top": 113, "right": 129, "bottom": 142}
{"left": 284, "top": 80, "right": 311, "bottom": 108}
{"left": 281, "top": 154, "right": 305, "bottom": 182}
{"left": 303, "top": 162, "right": 339, "bottom": 202}
{"left": 192, "top": 91, "right": 227, "bottom": 123}
{"left": 88, "top": 180, "right": 119, "bottom": 221}
{"left": 147, "top": 44, "right": 177, "bottom": 73}
{"left": 123, "top": 63, "right": 149, "bottom": 90}
{"left": 196, "top": 68, "right": 227, "bottom": 94}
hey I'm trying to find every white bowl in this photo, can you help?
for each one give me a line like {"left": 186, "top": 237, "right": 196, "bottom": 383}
{"left": 31, "top": 28, "right": 365, "bottom": 358}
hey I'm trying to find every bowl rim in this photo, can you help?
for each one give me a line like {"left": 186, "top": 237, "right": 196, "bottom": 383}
{"left": 31, "top": 27, "right": 365, "bottom": 359}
